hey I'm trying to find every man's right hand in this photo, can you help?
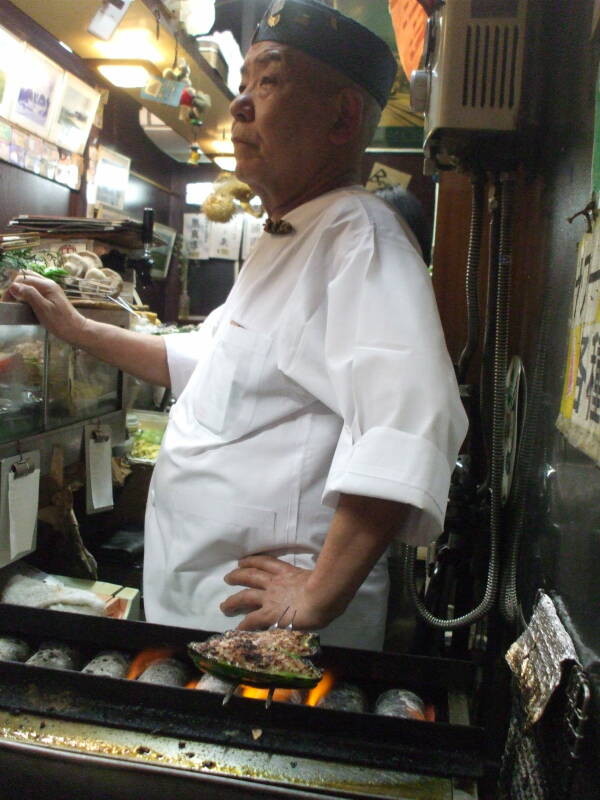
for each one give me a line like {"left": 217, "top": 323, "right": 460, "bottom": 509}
{"left": 4, "top": 271, "right": 89, "bottom": 346}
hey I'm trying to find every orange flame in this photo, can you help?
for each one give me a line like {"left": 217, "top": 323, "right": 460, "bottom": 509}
{"left": 126, "top": 647, "right": 176, "bottom": 680}
{"left": 239, "top": 685, "right": 295, "bottom": 703}
{"left": 305, "top": 670, "right": 335, "bottom": 707}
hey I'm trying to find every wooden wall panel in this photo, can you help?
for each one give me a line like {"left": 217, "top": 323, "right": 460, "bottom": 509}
{"left": 0, "top": 163, "right": 72, "bottom": 227}
{"left": 431, "top": 172, "right": 473, "bottom": 366}
{"left": 432, "top": 167, "right": 547, "bottom": 383}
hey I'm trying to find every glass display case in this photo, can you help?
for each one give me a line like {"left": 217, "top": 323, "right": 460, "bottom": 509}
{"left": 0, "top": 321, "right": 45, "bottom": 444}
{"left": 0, "top": 303, "right": 128, "bottom": 445}
{"left": 47, "top": 335, "right": 120, "bottom": 429}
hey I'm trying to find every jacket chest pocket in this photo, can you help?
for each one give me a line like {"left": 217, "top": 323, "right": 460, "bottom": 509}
{"left": 192, "top": 323, "right": 272, "bottom": 438}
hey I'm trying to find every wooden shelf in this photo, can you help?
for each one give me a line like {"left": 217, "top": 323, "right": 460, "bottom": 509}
{"left": 10, "top": 0, "right": 234, "bottom": 157}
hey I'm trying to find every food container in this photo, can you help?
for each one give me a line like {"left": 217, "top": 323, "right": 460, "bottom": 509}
{"left": 127, "top": 410, "right": 168, "bottom": 465}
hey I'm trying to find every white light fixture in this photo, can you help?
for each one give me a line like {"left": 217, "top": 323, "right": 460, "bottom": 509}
{"left": 176, "top": 0, "right": 216, "bottom": 37}
{"left": 213, "top": 155, "right": 237, "bottom": 171}
{"left": 89, "top": 59, "right": 161, "bottom": 89}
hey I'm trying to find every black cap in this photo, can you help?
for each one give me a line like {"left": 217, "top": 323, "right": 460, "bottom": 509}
{"left": 252, "top": 0, "right": 397, "bottom": 109}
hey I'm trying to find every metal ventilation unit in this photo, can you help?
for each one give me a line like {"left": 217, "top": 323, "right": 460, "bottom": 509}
{"left": 410, "top": 0, "right": 532, "bottom": 174}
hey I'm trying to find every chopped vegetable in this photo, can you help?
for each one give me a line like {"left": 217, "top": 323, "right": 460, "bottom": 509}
{"left": 130, "top": 428, "right": 164, "bottom": 461}
{"left": 0, "top": 247, "right": 69, "bottom": 284}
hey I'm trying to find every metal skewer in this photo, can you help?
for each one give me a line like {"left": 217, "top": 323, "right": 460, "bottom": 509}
{"left": 269, "top": 606, "right": 291, "bottom": 630}
{"left": 222, "top": 682, "right": 239, "bottom": 706}
{"left": 104, "top": 293, "right": 143, "bottom": 318}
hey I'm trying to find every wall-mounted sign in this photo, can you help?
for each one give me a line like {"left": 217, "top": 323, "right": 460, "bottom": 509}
{"left": 365, "top": 161, "right": 412, "bottom": 192}
{"left": 557, "top": 224, "right": 600, "bottom": 465}
{"left": 241, "top": 214, "right": 266, "bottom": 261}
{"left": 183, "top": 213, "right": 210, "bottom": 260}
{"left": 208, "top": 213, "right": 243, "bottom": 261}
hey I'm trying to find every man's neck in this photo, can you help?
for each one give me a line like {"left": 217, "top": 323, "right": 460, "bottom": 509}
{"left": 263, "top": 168, "right": 360, "bottom": 221}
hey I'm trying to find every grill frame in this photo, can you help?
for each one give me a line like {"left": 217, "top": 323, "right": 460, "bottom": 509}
{"left": 0, "top": 604, "right": 488, "bottom": 782}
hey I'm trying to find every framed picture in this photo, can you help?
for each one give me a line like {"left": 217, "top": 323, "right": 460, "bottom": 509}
{"left": 151, "top": 222, "right": 177, "bottom": 280}
{"left": 94, "top": 145, "right": 131, "bottom": 210}
{"left": 49, "top": 73, "right": 100, "bottom": 155}
{"left": 9, "top": 45, "right": 63, "bottom": 138}
{"left": 0, "top": 26, "right": 25, "bottom": 120}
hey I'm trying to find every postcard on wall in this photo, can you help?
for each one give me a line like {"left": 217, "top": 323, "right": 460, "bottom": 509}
{"left": 0, "top": 26, "right": 25, "bottom": 120}
{"left": 8, "top": 128, "right": 26, "bottom": 168}
{"left": 49, "top": 73, "right": 100, "bottom": 155}
{"left": 55, "top": 151, "right": 82, "bottom": 191}
{"left": 0, "top": 121, "right": 11, "bottom": 161}
{"left": 94, "top": 145, "right": 131, "bottom": 210}
{"left": 9, "top": 45, "right": 63, "bottom": 138}
{"left": 24, "top": 134, "right": 43, "bottom": 174}
{"left": 40, "top": 141, "right": 59, "bottom": 180}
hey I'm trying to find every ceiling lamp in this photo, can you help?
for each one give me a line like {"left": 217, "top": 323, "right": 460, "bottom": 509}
{"left": 88, "top": 59, "right": 161, "bottom": 89}
{"left": 213, "top": 155, "right": 237, "bottom": 171}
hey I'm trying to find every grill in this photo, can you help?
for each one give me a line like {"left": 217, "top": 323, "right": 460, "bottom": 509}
{"left": 0, "top": 605, "right": 489, "bottom": 799}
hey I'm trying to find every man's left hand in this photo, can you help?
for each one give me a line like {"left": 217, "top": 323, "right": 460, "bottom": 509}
{"left": 221, "top": 555, "right": 332, "bottom": 631}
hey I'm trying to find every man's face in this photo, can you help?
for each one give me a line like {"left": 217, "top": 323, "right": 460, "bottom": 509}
{"left": 230, "top": 42, "right": 336, "bottom": 203}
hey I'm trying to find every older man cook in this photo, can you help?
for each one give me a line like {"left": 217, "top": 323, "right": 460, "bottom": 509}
{"left": 6, "top": 0, "right": 466, "bottom": 650}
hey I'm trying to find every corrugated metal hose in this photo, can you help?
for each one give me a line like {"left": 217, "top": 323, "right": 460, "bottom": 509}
{"left": 402, "top": 172, "right": 515, "bottom": 629}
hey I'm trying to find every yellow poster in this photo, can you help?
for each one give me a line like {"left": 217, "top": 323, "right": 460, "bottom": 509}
{"left": 556, "top": 226, "right": 600, "bottom": 464}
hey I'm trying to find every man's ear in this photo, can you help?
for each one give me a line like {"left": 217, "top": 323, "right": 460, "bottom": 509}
{"left": 328, "top": 88, "right": 364, "bottom": 146}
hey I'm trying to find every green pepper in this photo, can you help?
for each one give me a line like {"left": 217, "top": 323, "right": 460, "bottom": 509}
{"left": 41, "top": 267, "right": 69, "bottom": 280}
{"left": 188, "top": 629, "right": 323, "bottom": 689}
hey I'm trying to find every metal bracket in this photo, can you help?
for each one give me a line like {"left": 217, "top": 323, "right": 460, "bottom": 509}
{"left": 558, "top": 663, "right": 591, "bottom": 797}
{"left": 564, "top": 663, "right": 590, "bottom": 760}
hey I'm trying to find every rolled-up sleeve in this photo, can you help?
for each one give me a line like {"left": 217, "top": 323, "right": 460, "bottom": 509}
{"left": 318, "top": 227, "right": 468, "bottom": 545}
{"left": 163, "top": 306, "right": 223, "bottom": 397}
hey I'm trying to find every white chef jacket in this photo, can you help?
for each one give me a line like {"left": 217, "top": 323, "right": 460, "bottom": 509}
{"left": 143, "top": 186, "right": 467, "bottom": 650}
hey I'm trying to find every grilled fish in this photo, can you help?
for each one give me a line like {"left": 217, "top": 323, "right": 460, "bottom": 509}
{"left": 188, "top": 629, "right": 323, "bottom": 689}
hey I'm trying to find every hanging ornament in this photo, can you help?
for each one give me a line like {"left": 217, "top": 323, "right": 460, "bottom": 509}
{"left": 187, "top": 145, "right": 201, "bottom": 165}
{"left": 202, "top": 172, "right": 262, "bottom": 222}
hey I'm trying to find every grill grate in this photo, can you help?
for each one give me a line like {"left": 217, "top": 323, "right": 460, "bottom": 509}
{"left": 0, "top": 604, "right": 486, "bottom": 781}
